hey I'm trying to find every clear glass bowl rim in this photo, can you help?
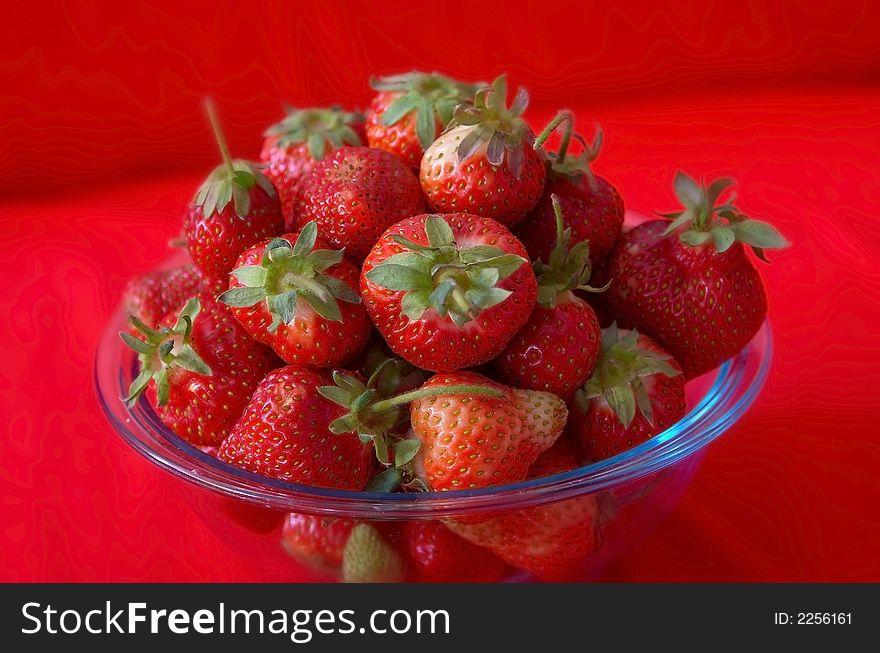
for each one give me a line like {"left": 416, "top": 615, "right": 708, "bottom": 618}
{"left": 95, "top": 298, "right": 772, "bottom": 520}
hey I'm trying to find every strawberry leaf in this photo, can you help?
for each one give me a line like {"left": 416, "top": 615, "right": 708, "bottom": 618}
{"left": 365, "top": 264, "right": 430, "bottom": 292}
{"left": 393, "top": 439, "right": 420, "bottom": 468}
{"left": 364, "top": 467, "right": 403, "bottom": 493}
{"left": 729, "top": 219, "right": 790, "bottom": 250}
{"left": 218, "top": 286, "right": 267, "bottom": 307}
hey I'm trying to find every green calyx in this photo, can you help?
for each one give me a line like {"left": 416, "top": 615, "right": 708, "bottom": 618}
{"left": 574, "top": 323, "right": 680, "bottom": 428}
{"left": 534, "top": 195, "right": 610, "bottom": 307}
{"left": 318, "top": 369, "right": 504, "bottom": 491}
{"left": 119, "top": 297, "right": 212, "bottom": 408}
{"left": 450, "top": 75, "right": 533, "bottom": 177}
{"left": 217, "top": 221, "right": 361, "bottom": 332}
{"left": 264, "top": 106, "right": 363, "bottom": 159}
{"left": 195, "top": 98, "right": 276, "bottom": 219}
{"left": 534, "top": 111, "right": 604, "bottom": 189}
{"left": 360, "top": 341, "right": 428, "bottom": 399}
{"left": 364, "top": 215, "right": 527, "bottom": 327}
{"left": 661, "top": 171, "right": 790, "bottom": 261}
{"left": 371, "top": 71, "right": 481, "bottom": 149}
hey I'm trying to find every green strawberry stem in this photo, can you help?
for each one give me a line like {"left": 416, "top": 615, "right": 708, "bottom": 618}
{"left": 534, "top": 110, "right": 573, "bottom": 160}
{"left": 552, "top": 194, "right": 567, "bottom": 253}
{"left": 368, "top": 384, "right": 504, "bottom": 413}
{"left": 533, "top": 112, "right": 602, "bottom": 190}
{"left": 204, "top": 97, "right": 235, "bottom": 177}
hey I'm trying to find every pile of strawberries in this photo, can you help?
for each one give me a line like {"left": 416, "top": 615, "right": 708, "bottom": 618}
{"left": 119, "top": 72, "right": 787, "bottom": 582}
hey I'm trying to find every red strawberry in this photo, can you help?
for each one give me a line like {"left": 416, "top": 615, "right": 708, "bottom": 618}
{"left": 184, "top": 100, "right": 284, "bottom": 287}
{"left": 317, "top": 367, "right": 506, "bottom": 492}
{"left": 281, "top": 513, "right": 357, "bottom": 573}
{"left": 409, "top": 371, "right": 567, "bottom": 491}
{"left": 494, "top": 195, "right": 605, "bottom": 400}
{"left": 290, "top": 146, "right": 426, "bottom": 261}
{"left": 261, "top": 106, "right": 365, "bottom": 225}
{"left": 366, "top": 71, "right": 480, "bottom": 169}
{"left": 597, "top": 172, "right": 788, "bottom": 378}
{"left": 403, "top": 520, "right": 507, "bottom": 583}
{"left": 448, "top": 436, "right": 598, "bottom": 581}
{"left": 120, "top": 295, "right": 279, "bottom": 446}
{"left": 218, "top": 365, "right": 375, "bottom": 488}
{"left": 517, "top": 116, "right": 624, "bottom": 267}
{"left": 569, "top": 324, "right": 686, "bottom": 461}
{"left": 122, "top": 263, "right": 207, "bottom": 330}
{"left": 419, "top": 76, "right": 546, "bottom": 227}
{"left": 361, "top": 213, "right": 537, "bottom": 372}
{"left": 218, "top": 222, "right": 371, "bottom": 368}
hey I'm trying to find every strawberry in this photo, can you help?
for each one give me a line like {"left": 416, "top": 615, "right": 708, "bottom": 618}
{"left": 419, "top": 76, "right": 546, "bottom": 227}
{"left": 185, "top": 100, "right": 284, "bottom": 287}
{"left": 341, "top": 523, "right": 405, "bottom": 583}
{"left": 218, "top": 365, "right": 375, "bottom": 488}
{"left": 218, "top": 222, "right": 371, "bottom": 367}
{"left": 361, "top": 213, "right": 537, "bottom": 372}
{"left": 409, "top": 371, "right": 567, "bottom": 491}
{"left": 280, "top": 512, "right": 357, "bottom": 573}
{"left": 290, "top": 146, "right": 426, "bottom": 261}
{"left": 447, "top": 436, "right": 599, "bottom": 581}
{"left": 597, "top": 172, "right": 788, "bottom": 378}
{"left": 120, "top": 296, "right": 279, "bottom": 446}
{"left": 494, "top": 195, "right": 605, "bottom": 400}
{"left": 121, "top": 263, "right": 207, "bottom": 330}
{"left": 317, "top": 367, "right": 504, "bottom": 491}
{"left": 569, "top": 324, "right": 686, "bottom": 461}
{"left": 517, "top": 115, "right": 624, "bottom": 267}
{"left": 261, "top": 106, "right": 365, "bottom": 225}
{"left": 366, "top": 71, "right": 480, "bottom": 169}
{"left": 402, "top": 520, "right": 507, "bottom": 583}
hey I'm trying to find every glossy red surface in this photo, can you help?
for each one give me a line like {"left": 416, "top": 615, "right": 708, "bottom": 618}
{"left": 2, "top": 1, "right": 879, "bottom": 581}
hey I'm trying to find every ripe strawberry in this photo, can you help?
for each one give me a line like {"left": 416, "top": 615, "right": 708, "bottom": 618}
{"left": 569, "top": 324, "right": 686, "bottom": 461}
{"left": 281, "top": 512, "right": 357, "bottom": 573}
{"left": 366, "top": 71, "right": 480, "bottom": 169}
{"left": 122, "top": 263, "right": 207, "bottom": 330}
{"left": 597, "top": 172, "right": 788, "bottom": 378}
{"left": 517, "top": 116, "right": 624, "bottom": 267}
{"left": 447, "top": 436, "right": 599, "bottom": 581}
{"left": 290, "top": 146, "right": 426, "bottom": 261}
{"left": 218, "top": 365, "right": 375, "bottom": 488}
{"left": 317, "top": 367, "right": 503, "bottom": 491}
{"left": 185, "top": 100, "right": 284, "bottom": 287}
{"left": 402, "top": 520, "right": 507, "bottom": 583}
{"left": 120, "top": 296, "right": 279, "bottom": 446}
{"left": 420, "top": 76, "right": 546, "bottom": 227}
{"left": 218, "top": 222, "right": 371, "bottom": 367}
{"left": 494, "top": 195, "right": 605, "bottom": 400}
{"left": 261, "top": 106, "right": 364, "bottom": 224}
{"left": 409, "top": 371, "right": 567, "bottom": 491}
{"left": 361, "top": 213, "right": 537, "bottom": 372}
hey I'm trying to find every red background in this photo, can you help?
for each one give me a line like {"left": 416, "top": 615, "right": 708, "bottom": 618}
{"left": 2, "top": 0, "right": 879, "bottom": 581}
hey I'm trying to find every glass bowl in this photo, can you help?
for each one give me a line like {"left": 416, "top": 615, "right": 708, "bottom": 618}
{"left": 95, "top": 252, "right": 772, "bottom": 582}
